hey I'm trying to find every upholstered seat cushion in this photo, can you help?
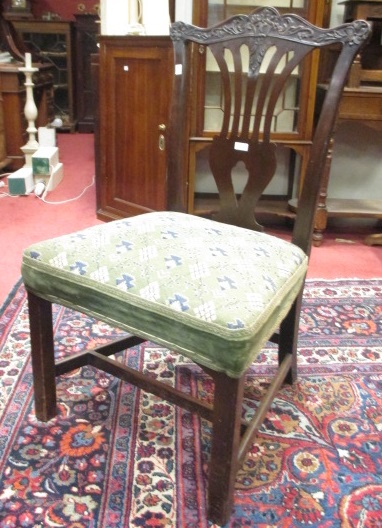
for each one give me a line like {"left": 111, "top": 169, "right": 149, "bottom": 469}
{"left": 22, "top": 211, "right": 308, "bottom": 377}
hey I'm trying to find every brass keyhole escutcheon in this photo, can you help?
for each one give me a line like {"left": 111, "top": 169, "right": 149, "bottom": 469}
{"left": 158, "top": 124, "right": 166, "bottom": 151}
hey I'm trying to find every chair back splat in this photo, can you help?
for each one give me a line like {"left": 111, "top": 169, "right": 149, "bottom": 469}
{"left": 21, "top": 8, "right": 370, "bottom": 527}
{"left": 168, "top": 7, "right": 370, "bottom": 255}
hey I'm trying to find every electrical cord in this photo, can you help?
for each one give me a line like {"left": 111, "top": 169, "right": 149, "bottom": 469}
{"left": 0, "top": 176, "right": 16, "bottom": 198}
{"left": 35, "top": 175, "right": 95, "bottom": 204}
{"left": 0, "top": 173, "right": 95, "bottom": 202}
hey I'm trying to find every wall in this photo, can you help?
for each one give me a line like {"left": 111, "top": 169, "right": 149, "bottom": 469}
{"left": 175, "top": 0, "right": 192, "bottom": 23}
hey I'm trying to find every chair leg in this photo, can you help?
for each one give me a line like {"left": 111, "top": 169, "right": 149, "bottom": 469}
{"left": 207, "top": 372, "right": 244, "bottom": 525}
{"left": 27, "top": 290, "right": 57, "bottom": 421}
{"left": 278, "top": 289, "right": 303, "bottom": 384}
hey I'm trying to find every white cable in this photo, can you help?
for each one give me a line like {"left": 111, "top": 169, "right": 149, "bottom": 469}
{"left": 36, "top": 175, "right": 95, "bottom": 205}
{"left": 0, "top": 192, "right": 19, "bottom": 198}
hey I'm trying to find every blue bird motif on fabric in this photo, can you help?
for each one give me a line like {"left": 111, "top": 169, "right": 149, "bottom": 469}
{"left": 205, "top": 227, "right": 222, "bottom": 236}
{"left": 30, "top": 251, "right": 41, "bottom": 259}
{"left": 70, "top": 261, "right": 87, "bottom": 275}
{"left": 116, "top": 274, "right": 135, "bottom": 289}
{"left": 227, "top": 319, "right": 245, "bottom": 329}
{"left": 72, "top": 233, "right": 87, "bottom": 240}
{"left": 264, "top": 275, "right": 277, "bottom": 291}
{"left": 218, "top": 276, "right": 237, "bottom": 290}
{"left": 165, "top": 255, "right": 182, "bottom": 268}
{"left": 168, "top": 294, "right": 189, "bottom": 312}
{"left": 116, "top": 240, "right": 134, "bottom": 252}
{"left": 210, "top": 247, "right": 228, "bottom": 257}
{"left": 162, "top": 230, "right": 178, "bottom": 239}
{"left": 255, "top": 247, "right": 271, "bottom": 258}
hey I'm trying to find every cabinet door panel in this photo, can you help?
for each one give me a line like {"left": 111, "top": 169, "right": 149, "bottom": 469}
{"left": 98, "top": 37, "right": 173, "bottom": 219}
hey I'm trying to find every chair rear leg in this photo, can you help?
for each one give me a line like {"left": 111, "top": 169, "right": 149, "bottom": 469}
{"left": 207, "top": 372, "right": 244, "bottom": 525}
{"left": 278, "top": 288, "right": 303, "bottom": 384}
{"left": 27, "top": 290, "right": 57, "bottom": 421}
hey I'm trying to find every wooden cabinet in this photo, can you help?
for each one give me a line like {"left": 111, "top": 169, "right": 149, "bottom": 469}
{"left": 74, "top": 14, "right": 99, "bottom": 133}
{"left": 97, "top": 36, "right": 174, "bottom": 221}
{"left": 13, "top": 20, "right": 76, "bottom": 131}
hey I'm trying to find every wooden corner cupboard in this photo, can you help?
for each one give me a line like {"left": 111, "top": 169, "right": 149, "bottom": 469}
{"left": 97, "top": 36, "right": 174, "bottom": 220}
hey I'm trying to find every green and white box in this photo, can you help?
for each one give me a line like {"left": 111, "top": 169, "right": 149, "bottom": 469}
{"left": 7, "top": 167, "right": 34, "bottom": 195}
{"left": 32, "top": 147, "right": 59, "bottom": 176}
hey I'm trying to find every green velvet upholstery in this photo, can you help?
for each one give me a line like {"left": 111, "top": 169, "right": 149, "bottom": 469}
{"left": 22, "top": 211, "right": 308, "bottom": 378}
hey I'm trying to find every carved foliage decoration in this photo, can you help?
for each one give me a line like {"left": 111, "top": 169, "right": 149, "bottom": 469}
{"left": 170, "top": 7, "right": 370, "bottom": 48}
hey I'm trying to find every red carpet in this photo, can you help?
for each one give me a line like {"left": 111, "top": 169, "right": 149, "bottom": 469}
{"left": 0, "top": 134, "right": 102, "bottom": 302}
{"left": 0, "top": 279, "right": 381, "bottom": 527}
{"left": 0, "top": 133, "right": 381, "bottom": 304}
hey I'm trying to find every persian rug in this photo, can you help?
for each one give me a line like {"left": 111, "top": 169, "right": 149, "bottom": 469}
{"left": 0, "top": 279, "right": 382, "bottom": 528}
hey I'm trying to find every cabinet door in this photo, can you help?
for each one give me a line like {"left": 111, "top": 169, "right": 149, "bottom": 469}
{"left": 98, "top": 37, "right": 173, "bottom": 220}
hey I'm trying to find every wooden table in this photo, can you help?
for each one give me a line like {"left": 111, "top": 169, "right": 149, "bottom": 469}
{"left": 341, "top": 1, "right": 382, "bottom": 246}
{"left": 289, "top": 84, "right": 382, "bottom": 245}
{"left": 310, "top": 85, "right": 382, "bottom": 245}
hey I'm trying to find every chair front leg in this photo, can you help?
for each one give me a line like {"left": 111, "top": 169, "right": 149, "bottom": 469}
{"left": 207, "top": 371, "right": 244, "bottom": 525}
{"left": 27, "top": 290, "right": 57, "bottom": 421}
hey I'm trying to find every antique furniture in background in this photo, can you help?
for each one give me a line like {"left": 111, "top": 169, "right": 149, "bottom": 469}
{"left": 0, "top": 61, "right": 54, "bottom": 170}
{"left": 21, "top": 9, "right": 370, "bottom": 526}
{"left": 96, "top": 1, "right": 177, "bottom": 220}
{"left": 12, "top": 19, "right": 76, "bottom": 131}
{"left": 96, "top": 1, "right": 332, "bottom": 224}
{"left": 0, "top": 80, "right": 10, "bottom": 170}
{"left": 97, "top": 35, "right": 174, "bottom": 220}
{"left": 0, "top": 2, "right": 28, "bottom": 62}
{"left": 305, "top": 0, "right": 382, "bottom": 245}
{"left": 3, "top": 0, "right": 33, "bottom": 20}
{"left": 74, "top": 14, "right": 99, "bottom": 133}
{"left": 0, "top": 4, "right": 53, "bottom": 169}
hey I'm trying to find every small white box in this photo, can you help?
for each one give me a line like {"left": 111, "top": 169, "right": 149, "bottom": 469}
{"left": 32, "top": 147, "right": 59, "bottom": 176}
{"left": 38, "top": 127, "right": 56, "bottom": 147}
{"left": 8, "top": 167, "right": 34, "bottom": 195}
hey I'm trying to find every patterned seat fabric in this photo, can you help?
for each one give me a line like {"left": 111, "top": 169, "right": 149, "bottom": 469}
{"left": 22, "top": 211, "right": 308, "bottom": 377}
